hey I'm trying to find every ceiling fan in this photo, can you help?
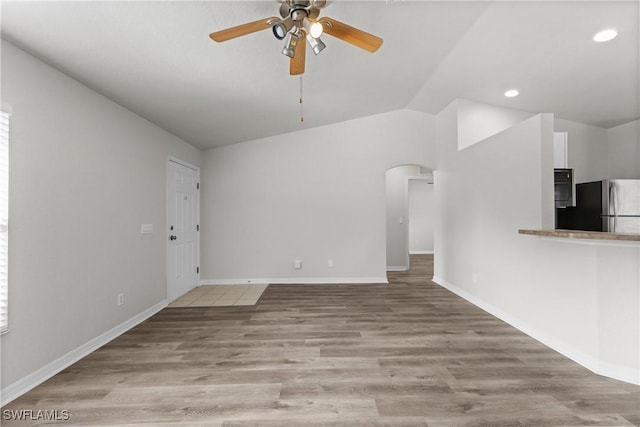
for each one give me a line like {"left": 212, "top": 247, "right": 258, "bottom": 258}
{"left": 209, "top": 0, "right": 383, "bottom": 75}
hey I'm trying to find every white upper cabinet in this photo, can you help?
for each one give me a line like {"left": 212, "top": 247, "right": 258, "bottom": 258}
{"left": 553, "top": 132, "right": 568, "bottom": 169}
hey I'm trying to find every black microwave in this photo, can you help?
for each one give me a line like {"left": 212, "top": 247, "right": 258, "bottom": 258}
{"left": 554, "top": 168, "right": 574, "bottom": 208}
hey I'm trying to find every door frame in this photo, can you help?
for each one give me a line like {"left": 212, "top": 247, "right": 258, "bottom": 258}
{"left": 404, "top": 173, "right": 434, "bottom": 270}
{"left": 166, "top": 156, "right": 200, "bottom": 302}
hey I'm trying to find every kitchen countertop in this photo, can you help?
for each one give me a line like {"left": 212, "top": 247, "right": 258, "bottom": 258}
{"left": 518, "top": 229, "right": 640, "bottom": 242}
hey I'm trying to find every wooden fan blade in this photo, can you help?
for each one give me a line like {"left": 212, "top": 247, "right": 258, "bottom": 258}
{"left": 209, "top": 17, "right": 278, "bottom": 42}
{"left": 319, "top": 17, "right": 383, "bottom": 52}
{"left": 290, "top": 35, "right": 306, "bottom": 75}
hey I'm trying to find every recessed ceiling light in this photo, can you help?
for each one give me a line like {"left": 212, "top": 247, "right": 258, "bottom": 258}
{"left": 504, "top": 89, "right": 519, "bottom": 98}
{"left": 593, "top": 29, "right": 617, "bottom": 42}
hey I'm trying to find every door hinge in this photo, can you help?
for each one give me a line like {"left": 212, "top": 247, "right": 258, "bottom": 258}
{"left": 197, "top": 182, "right": 200, "bottom": 190}
{"left": 196, "top": 267, "right": 200, "bottom": 274}
{"left": 197, "top": 224, "right": 200, "bottom": 231}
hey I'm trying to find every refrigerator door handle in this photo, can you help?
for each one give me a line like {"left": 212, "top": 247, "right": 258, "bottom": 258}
{"left": 609, "top": 182, "right": 616, "bottom": 233}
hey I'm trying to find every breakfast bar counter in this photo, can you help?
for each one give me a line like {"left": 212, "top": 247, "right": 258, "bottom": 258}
{"left": 518, "top": 228, "right": 640, "bottom": 242}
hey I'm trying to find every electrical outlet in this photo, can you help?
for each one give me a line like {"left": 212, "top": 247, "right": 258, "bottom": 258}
{"left": 328, "top": 259, "right": 334, "bottom": 268}
{"left": 294, "top": 260, "right": 302, "bottom": 269}
{"left": 117, "top": 293, "right": 124, "bottom": 306}
{"left": 472, "top": 273, "right": 478, "bottom": 284}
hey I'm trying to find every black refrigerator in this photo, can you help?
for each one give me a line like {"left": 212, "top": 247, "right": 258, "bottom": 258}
{"left": 556, "top": 181, "right": 603, "bottom": 231}
{"left": 556, "top": 180, "right": 640, "bottom": 233}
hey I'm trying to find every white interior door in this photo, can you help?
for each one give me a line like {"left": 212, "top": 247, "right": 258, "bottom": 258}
{"left": 167, "top": 159, "right": 199, "bottom": 302}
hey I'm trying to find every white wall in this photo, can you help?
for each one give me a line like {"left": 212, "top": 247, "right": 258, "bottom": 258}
{"left": 200, "top": 110, "right": 436, "bottom": 284}
{"left": 408, "top": 178, "right": 434, "bottom": 254}
{"left": 457, "top": 99, "right": 534, "bottom": 150}
{"left": 551, "top": 118, "right": 639, "bottom": 182}
{"left": 607, "top": 119, "right": 640, "bottom": 179}
{"left": 554, "top": 118, "right": 608, "bottom": 183}
{"left": 434, "top": 99, "right": 639, "bottom": 384}
{"left": 0, "top": 41, "right": 202, "bottom": 395}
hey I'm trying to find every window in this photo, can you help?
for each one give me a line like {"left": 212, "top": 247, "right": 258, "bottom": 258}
{"left": 0, "top": 112, "right": 8, "bottom": 334}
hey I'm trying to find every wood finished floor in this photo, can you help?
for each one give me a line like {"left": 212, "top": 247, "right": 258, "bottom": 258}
{"left": 3, "top": 255, "right": 639, "bottom": 426}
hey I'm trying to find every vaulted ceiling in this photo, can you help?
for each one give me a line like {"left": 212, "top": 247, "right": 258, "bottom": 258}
{"left": 1, "top": 1, "right": 638, "bottom": 150}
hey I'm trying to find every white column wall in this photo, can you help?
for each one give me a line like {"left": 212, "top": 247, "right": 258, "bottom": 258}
{"left": 433, "top": 99, "right": 639, "bottom": 384}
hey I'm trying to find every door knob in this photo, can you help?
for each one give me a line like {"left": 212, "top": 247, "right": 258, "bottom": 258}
{"left": 169, "top": 235, "right": 177, "bottom": 241}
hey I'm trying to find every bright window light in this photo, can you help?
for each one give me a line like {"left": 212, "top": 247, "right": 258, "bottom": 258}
{"left": 0, "top": 112, "right": 9, "bottom": 335}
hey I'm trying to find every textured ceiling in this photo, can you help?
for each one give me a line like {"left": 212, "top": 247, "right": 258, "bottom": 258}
{"left": 1, "top": 1, "right": 638, "bottom": 150}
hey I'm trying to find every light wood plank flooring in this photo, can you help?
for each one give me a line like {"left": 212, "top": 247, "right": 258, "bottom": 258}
{"left": 3, "top": 255, "right": 639, "bottom": 426}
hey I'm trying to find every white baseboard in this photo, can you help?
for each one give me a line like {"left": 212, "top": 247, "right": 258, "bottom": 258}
{"left": 409, "top": 250, "right": 434, "bottom": 255}
{"left": 598, "top": 360, "right": 640, "bottom": 385}
{"left": 201, "top": 277, "right": 388, "bottom": 285}
{"left": 432, "top": 276, "right": 639, "bottom": 386}
{"left": 1, "top": 300, "right": 168, "bottom": 406}
{"left": 386, "top": 266, "right": 408, "bottom": 272}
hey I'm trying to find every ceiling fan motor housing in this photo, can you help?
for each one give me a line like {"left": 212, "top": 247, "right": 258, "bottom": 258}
{"left": 283, "top": 0, "right": 326, "bottom": 8}
{"left": 291, "top": 8, "right": 308, "bottom": 23}
{"left": 280, "top": 0, "right": 323, "bottom": 20}
{"left": 276, "top": 0, "right": 323, "bottom": 41}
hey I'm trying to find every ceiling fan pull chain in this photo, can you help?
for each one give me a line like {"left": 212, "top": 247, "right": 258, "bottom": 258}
{"left": 300, "top": 75, "right": 304, "bottom": 122}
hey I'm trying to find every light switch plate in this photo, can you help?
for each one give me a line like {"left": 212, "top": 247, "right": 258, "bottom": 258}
{"left": 141, "top": 224, "right": 153, "bottom": 234}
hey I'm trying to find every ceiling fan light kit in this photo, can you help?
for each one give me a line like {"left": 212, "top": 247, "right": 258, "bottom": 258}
{"left": 272, "top": 16, "right": 294, "bottom": 40}
{"left": 303, "top": 17, "right": 324, "bottom": 39}
{"left": 306, "top": 33, "right": 326, "bottom": 55}
{"left": 209, "top": 0, "right": 383, "bottom": 75}
{"left": 282, "top": 31, "right": 301, "bottom": 58}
